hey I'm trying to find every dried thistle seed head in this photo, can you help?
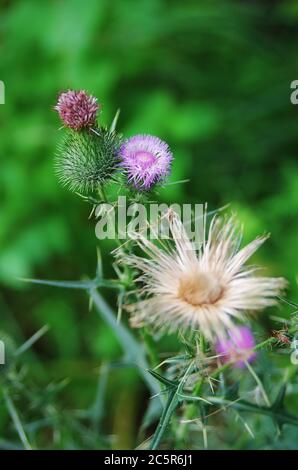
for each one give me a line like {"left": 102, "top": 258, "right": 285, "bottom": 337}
{"left": 55, "top": 128, "right": 121, "bottom": 194}
{"left": 121, "top": 212, "right": 287, "bottom": 342}
{"left": 55, "top": 90, "right": 99, "bottom": 130}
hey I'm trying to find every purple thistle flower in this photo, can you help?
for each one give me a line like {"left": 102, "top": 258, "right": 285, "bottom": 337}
{"left": 119, "top": 134, "right": 173, "bottom": 190}
{"left": 215, "top": 326, "right": 257, "bottom": 368}
{"left": 55, "top": 90, "right": 99, "bottom": 130}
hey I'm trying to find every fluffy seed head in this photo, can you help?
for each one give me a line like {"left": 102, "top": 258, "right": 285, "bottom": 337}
{"left": 121, "top": 212, "right": 287, "bottom": 342}
{"left": 55, "top": 128, "right": 120, "bottom": 193}
{"left": 119, "top": 134, "right": 173, "bottom": 190}
{"left": 215, "top": 326, "right": 256, "bottom": 368}
{"left": 55, "top": 90, "right": 99, "bottom": 129}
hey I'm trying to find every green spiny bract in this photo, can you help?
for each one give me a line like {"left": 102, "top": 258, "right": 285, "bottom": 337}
{"left": 55, "top": 127, "right": 121, "bottom": 194}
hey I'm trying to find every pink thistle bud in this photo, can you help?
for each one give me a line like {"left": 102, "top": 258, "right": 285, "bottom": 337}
{"left": 215, "top": 326, "right": 257, "bottom": 368}
{"left": 55, "top": 90, "right": 99, "bottom": 130}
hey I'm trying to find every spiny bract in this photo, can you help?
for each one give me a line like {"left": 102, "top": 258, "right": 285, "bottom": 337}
{"left": 55, "top": 128, "right": 121, "bottom": 194}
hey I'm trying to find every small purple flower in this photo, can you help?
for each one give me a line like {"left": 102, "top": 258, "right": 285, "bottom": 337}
{"left": 215, "top": 326, "right": 257, "bottom": 368}
{"left": 55, "top": 90, "right": 99, "bottom": 130}
{"left": 119, "top": 134, "right": 173, "bottom": 190}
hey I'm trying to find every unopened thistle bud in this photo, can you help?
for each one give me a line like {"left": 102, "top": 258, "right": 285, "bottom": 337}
{"left": 55, "top": 127, "right": 121, "bottom": 194}
{"left": 55, "top": 90, "right": 99, "bottom": 130}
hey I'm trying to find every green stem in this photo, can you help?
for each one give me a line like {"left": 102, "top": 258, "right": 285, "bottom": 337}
{"left": 142, "top": 328, "right": 159, "bottom": 368}
{"left": 176, "top": 377, "right": 204, "bottom": 444}
{"left": 205, "top": 396, "right": 298, "bottom": 427}
{"left": 150, "top": 389, "right": 178, "bottom": 450}
{"left": 89, "top": 288, "right": 161, "bottom": 400}
{"left": 97, "top": 186, "right": 131, "bottom": 283}
{"left": 3, "top": 388, "right": 32, "bottom": 450}
{"left": 98, "top": 186, "right": 123, "bottom": 249}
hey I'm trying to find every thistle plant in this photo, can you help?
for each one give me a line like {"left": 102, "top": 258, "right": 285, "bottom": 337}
{"left": 54, "top": 89, "right": 120, "bottom": 194}
{"left": 55, "top": 128, "right": 121, "bottom": 193}
{"left": 12, "top": 89, "right": 298, "bottom": 450}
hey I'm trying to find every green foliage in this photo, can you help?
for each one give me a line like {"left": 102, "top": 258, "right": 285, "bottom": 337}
{"left": 0, "top": 0, "right": 298, "bottom": 450}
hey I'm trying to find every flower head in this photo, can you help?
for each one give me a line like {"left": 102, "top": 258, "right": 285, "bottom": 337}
{"left": 119, "top": 134, "right": 173, "bottom": 190}
{"left": 55, "top": 90, "right": 99, "bottom": 129}
{"left": 121, "top": 212, "right": 286, "bottom": 342}
{"left": 215, "top": 326, "right": 257, "bottom": 368}
{"left": 55, "top": 128, "right": 120, "bottom": 193}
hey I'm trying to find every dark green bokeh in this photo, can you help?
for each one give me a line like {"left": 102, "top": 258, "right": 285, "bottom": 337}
{"left": 0, "top": 0, "right": 298, "bottom": 449}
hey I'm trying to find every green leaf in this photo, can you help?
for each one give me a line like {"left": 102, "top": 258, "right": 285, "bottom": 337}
{"left": 277, "top": 296, "right": 298, "bottom": 308}
{"left": 19, "top": 276, "right": 120, "bottom": 290}
{"left": 14, "top": 325, "right": 50, "bottom": 356}
{"left": 3, "top": 388, "right": 32, "bottom": 450}
{"left": 147, "top": 369, "right": 178, "bottom": 388}
{"left": 150, "top": 389, "right": 179, "bottom": 451}
{"left": 110, "top": 109, "right": 120, "bottom": 133}
{"left": 89, "top": 288, "right": 162, "bottom": 400}
{"left": 149, "top": 362, "right": 197, "bottom": 450}
{"left": 89, "top": 363, "right": 109, "bottom": 429}
{"left": 272, "top": 384, "right": 287, "bottom": 411}
{"left": 205, "top": 396, "right": 298, "bottom": 428}
{"left": 19, "top": 277, "right": 96, "bottom": 289}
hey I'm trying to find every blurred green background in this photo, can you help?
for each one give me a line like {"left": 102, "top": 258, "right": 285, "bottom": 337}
{"left": 0, "top": 0, "right": 298, "bottom": 449}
